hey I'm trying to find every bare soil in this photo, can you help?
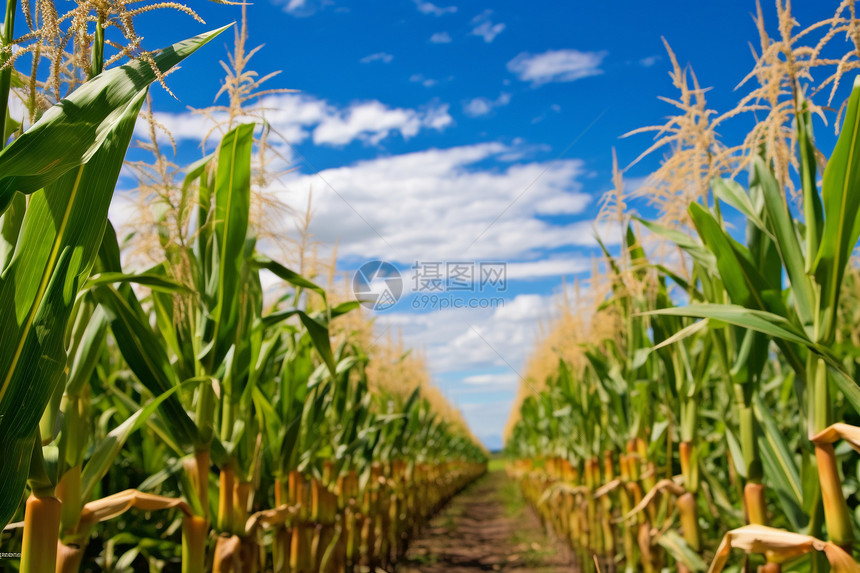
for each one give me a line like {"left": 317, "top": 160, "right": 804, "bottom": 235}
{"left": 395, "top": 470, "right": 573, "bottom": 573}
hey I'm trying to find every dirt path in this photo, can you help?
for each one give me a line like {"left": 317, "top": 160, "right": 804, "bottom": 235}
{"left": 395, "top": 470, "right": 572, "bottom": 573}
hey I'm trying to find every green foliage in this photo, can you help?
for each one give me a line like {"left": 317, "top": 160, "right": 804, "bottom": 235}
{"left": 506, "top": 64, "right": 860, "bottom": 573}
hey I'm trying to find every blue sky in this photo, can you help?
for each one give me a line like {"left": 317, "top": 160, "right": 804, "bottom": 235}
{"left": 117, "top": 1, "right": 844, "bottom": 450}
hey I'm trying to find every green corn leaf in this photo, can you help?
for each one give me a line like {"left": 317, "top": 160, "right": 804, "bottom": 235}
{"left": 262, "top": 309, "right": 336, "bottom": 375}
{"left": 4, "top": 107, "right": 21, "bottom": 142}
{"left": 252, "top": 254, "right": 328, "bottom": 302}
{"left": 0, "top": 90, "right": 145, "bottom": 409}
{"left": 252, "top": 387, "right": 283, "bottom": 464}
{"left": 136, "top": 456, "right": 189, "bottom": 493}
{"left": 83, "top": 271, "right": 193, "bottom": 294}
{"left": 646, "top": 303, "right": 860, "bottom": 415}
{"left": 801, "top": 452, "right": 821, "bottom": 517}
{"left": 626, "top": 223, "right": 648, "bottom": 264}
{"left": 825, "top": 362, "right": 860, "bottom": 420}
{"left": 725, "top": 426, "right": 747, "bottom": 479}
{"left": 633, "top": 215, "right": 715, "bottom": 268}
{"left": 0, "top": 191, "right": 23, "bottom": 268}
{"left": 644, "top": 304, "right": 809, "bottom": 347}
{"left": 183, "top": 153, "right": 214, "bottom": 193}
{"left": 797, "top": 97, "right": 823, "bottom": 268}
{"left": 209, "top": 123, "right": 255, "bottom": 367}
{"left": 0, "top": 248, "right": 76, "bottom": 526}
{"left": 813, "top": 77, "right": 860, "bottom": 341}
{"left": 80, "top": 379, "right": 202, "bottom": 501}
{"left": 655, "top": 530, "right": 707, "bottom": 572}
{"left": 711, "top": 177, "right": 768, "bottom": 233}
{"left": 754, "top": 394, "right": 806, "bottom": 530}
{"left": 0, "top": 26, "right": 230, "bottom": 214}
{"left": 753, "top": 157, "right": 815, "bottom": 331}
{"left": 65, "top": 306, "right": 109, "bottom": 396}
{"left": 688, "top": 202, "right": 777, "bottom": 309}
{"left": 108, "top": 387, "right": 186, "bottom": 459}
{"left": 96, "top": 220, "right": 123, "bottom": 273}
{"left": 0, "top": 79, "right": 145, "bottom": 529}
{"left": 0, "top": 28, "right": 226, "bottom": 529}
{"left": 93, "top": 284, "right": 201, "bottom": 448}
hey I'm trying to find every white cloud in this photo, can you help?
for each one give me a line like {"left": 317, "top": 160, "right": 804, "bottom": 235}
{"left": 462, "top": 373, "right": 519, "bottom": 386}
{"left": 358, "top": 251, "right": 619, "bottom": 443}
{"left": 142, "top": 93, "right": 452, "bottom": 149}
{"left": 410, "top": 73, "right": 438, "bottom": 88}
{"left": 463, "top": 92, "right": 511, "bottom": 117}
{"left": 383, "top": 255, "right": 589, "bottom": 299}
{"left": 360, "top": 52, "right": 394, "bottom": 64}
{"left": 275, "top": 140, "right": 607, "bottom": 443}
{"left": 276, "top": 142, "right": 595, "bottom": 262}
{"left": 460, "top": 400, "right": 510, "bottom": 411}
{"left": 430, "top": 31, "right": 452, "bottom": 43}
{"left": 640, "top": 55, "right": 661, "bottom": 68}
{"left": 622, "top": 175, "right": 650, "bottom": 194}
{"left": 470, "top": 10, "right": 505, "bottom": 43}
{"left": 464, "top": 99, "right": 491, "bottom": 117}
{"left": 278, "top": 0, "right": 332, "bottom": 17}
{"left": 566, "top": 220, "right": 626, "bottom": 247}
{"left": 377, "top": 294, "right": 553, "bottom": 374}
{"left": 530, "top": 103, "right": 563, "bottom": 124}
{"left": 311, "top": 100, "right": 452, "bottom": 145}
{"left": 508, "top": 49, "right": 607, "bottom": 86}
{"left": 414, "top": 0, "right": 456, "bottom": 16}
{"left": 422, "top": 104, "right": 454, "bottom": 130}
{"left": 505, "top": 257, "right": 590, "bottom": 280}
{"left": 472, "top": 21, "right": 505, "bottom": 43}
{"left": 126, "top": 95, "right": 614, "bottom": 447}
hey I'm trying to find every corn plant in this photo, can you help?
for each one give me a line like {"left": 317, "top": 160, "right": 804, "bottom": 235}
{"left": 0, "top": 23, "right": 228, "bottom": 573}
{"left": 645, "top": 80, "right": 860, "bottom": 554}
{"left": 506, "top": 5, "right": 860, "bottom": 571}
{"left": 0, "top": 2, "right": 487, "bottom": 571}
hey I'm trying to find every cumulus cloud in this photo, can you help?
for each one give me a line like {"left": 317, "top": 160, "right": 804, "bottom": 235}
{"left": 377, "top": 255, "right": 589, "bottom": 301}
{"left": 430, "top": 31, "right": 452, "bottom": 43}
{"left": 314, "top": 155, "right": 612, "bottom": 443}
{"left": 377, "top": 294, "right": 553, "bottom": 374}
{"left": 470, "top": 10, "right": 505, "bottom": 43}
{"left": 463, "top": 92, "right": 511, "bottom": 117}
{"left": 368, "top": 257, "right": 625, "bottom": 443}
{"left": 360, "top": 52, "right": 394, "bottom": 64}
{"left": 142, "top": 93, "right": 452, "bottom": 148}
{"left": 414, "top": 0, "right": 456, "bottom": 16}
{"left": 508, "top": 49, "right": 607, "bottom": 86}
{"left": 275, "top": 142, "right": 596, "bottom": 262}
{"left": 311, "top": 100, "right": 452, "bottom": 145}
